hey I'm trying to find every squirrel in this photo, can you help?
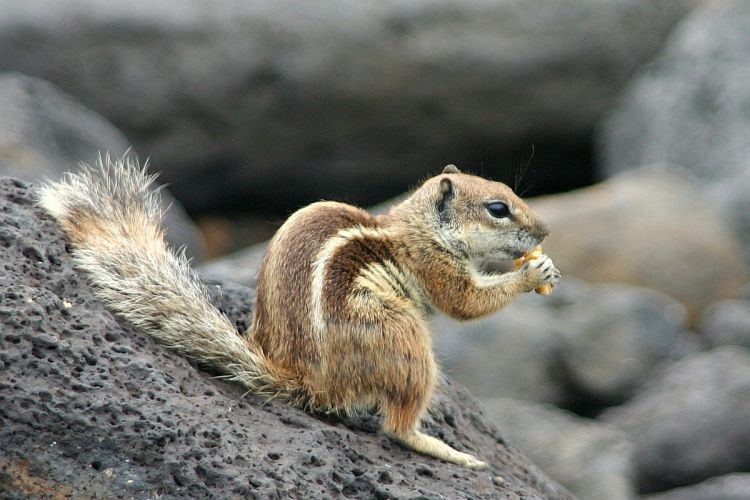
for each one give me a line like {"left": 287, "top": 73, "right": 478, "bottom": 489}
{"left": 38, "top": 157, "right": 560, "bottom": 470}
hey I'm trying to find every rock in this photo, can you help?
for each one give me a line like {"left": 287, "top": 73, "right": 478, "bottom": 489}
{"left": 552, "top": 282, "right": 699, "bottom": 406}
{"left": 531, "top": 166, "right": 747, "bottom": 320}
{"left": 430, "top": 278, "right": 698, "bottom": 409}
{"left": 699, "top": 299, "right": 750, "bottom": 349}
{"left": 641, "top": 473, "right": 750, "bottom": 500}
{"left": 0, "top": 0, "right": 698, "bottom": 213}
{"left": 0, "top": 72, "right": 128, "bottom": 180}
{"left": 481, "top": 397, "right": 635, "bottom": 500}
{"left": 430, "top": 297, "right": 564, "bottom": 404}
{"left": 599, "top": 0, "right": 750, "bottom": 265}
{"left": 602, "top": 347, "right": 750, "bottom": 493}
{"left": 0, "top": 73, "right": 206, "bottom": 260}
{"left": 0, "top": 176, "right": 571, "bottom": 498}
{"left": 199, "top": 242, "right": 267, "bottom": 288}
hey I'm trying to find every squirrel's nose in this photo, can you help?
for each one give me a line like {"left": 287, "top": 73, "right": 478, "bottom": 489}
{"left": 532, "top": 221, "right": 550, "bottom": 241}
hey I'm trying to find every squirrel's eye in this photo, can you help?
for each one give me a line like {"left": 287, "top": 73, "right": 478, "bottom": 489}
{"left": 486, "top": 201, "right": 511, "bottom": 218}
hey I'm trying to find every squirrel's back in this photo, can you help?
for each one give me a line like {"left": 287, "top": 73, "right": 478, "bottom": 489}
{"left": 253, "top": 201, "right": 375, "bottom": 370}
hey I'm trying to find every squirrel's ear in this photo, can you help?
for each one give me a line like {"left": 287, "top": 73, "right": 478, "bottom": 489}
{"left": 437, "top": 177, "right": 454, "bottom": 222}
{"left": 442, "top": 164, "right": 461, "bottom": 174}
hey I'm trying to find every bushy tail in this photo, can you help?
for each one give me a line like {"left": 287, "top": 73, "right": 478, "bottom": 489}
{"left": 38, "top": 154, "right": 300, "bottom": 401}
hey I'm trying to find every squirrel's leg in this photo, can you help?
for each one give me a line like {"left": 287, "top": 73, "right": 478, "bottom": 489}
{"left": 370, "top": 317, "right": 487, "bottom": 469}
{"left": 383, "top": 410, "right": 488, "bottom": 470}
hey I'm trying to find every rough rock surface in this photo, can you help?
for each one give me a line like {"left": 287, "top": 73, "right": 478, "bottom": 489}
{"left": 0, "top": 177, "right": 571, "bottom": 499}
{"left": 599, "top": 0, "right": 750, "bottom": 265}
{"left": 0, "top": 0, "right": 697, "bottom": 212}
{"left": 431, "top": 278, "right": 697, "bottom": 409}
{"left": 602, "top": 347, "right": 750, "bottom": 494}
{"left": 481, "top": 397, "right": 635, "bottom": 500}
{"left": 0, "top": 73, "right": 205, "bottom": 260}
{"left": 641, "top": 473, "right": 750, "bottom": 500}
{"left": 531, "top": 167, "right": 747, "bottom": 319}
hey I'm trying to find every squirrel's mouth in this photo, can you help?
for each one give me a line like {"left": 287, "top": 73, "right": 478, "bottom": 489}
{"left": 475, "top": 246, "right": 531, "bottom": 275}
{"left": 475, "top": 256, "right": 516, "bottom": 275}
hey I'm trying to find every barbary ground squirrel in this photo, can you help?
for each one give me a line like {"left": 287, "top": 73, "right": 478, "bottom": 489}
{"left": 38, "top": 158, "right": 560, "bottom": 470}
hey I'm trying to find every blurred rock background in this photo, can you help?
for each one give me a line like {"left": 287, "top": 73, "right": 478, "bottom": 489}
{"left": 2, "top": 0, "right": 749, "bottom": 498}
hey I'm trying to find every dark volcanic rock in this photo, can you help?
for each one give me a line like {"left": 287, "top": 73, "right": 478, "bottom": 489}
{"left": 0, "top": 176, "right": 570, "bottom": 498}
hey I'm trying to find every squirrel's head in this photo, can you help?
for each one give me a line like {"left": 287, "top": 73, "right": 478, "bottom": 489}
{"left": 400, "top": 165, "right": 549, "bottom": 261}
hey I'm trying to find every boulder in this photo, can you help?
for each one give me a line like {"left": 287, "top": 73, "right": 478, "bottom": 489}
{"left": 551, "top": 282, "right": 699, "bottom": 406}
{"left": 482, "top": 398, "right": 635, "bottom": 500}
{"left": 531, "top": 166, "right": 747, "bottom": 320}
{"left": 431, "top": 298, "right": 563, "bottom": 404}
{"left": 430, "top": 278, "right": 698, "bottom": 409}
{"left": 0, "top": 176, "right": 571, "bottom": 499}
{"left": 699, "top": 299, "right": 750, "bottom": 349}
{"left": 602, "top": 347, "right": 750, "bottom": 493}
{"left": 0, "top": 73, "right": 205, "bottom": 260}
{"left": 641, "top": 474, "right": 750, "bottom": 500}
{"left": 599, "top": 0, "right": 750, "bottom": 265}
{"left": 0, "top": 0, "right": 698, "bottom": 212}
{"left": 199, "top": 242, "right": 267, "bottom": 288}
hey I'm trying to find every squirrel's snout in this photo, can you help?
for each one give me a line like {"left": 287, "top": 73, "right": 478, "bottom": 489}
{"left": 530, "top": 221, "right": 550, "bottom": 242}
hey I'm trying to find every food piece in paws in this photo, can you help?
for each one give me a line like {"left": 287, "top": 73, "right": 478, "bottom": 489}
{"left": 514, "top": 245, "right": 554, "bottom": 296}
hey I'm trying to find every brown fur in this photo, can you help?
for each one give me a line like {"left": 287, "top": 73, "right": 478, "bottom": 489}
{"left": 38, "top": 157, "right": 559, "bottom": 470}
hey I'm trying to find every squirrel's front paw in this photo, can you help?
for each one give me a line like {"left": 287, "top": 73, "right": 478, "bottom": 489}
{"left": 521, "top": 254, "right": 561, "bottom": 292}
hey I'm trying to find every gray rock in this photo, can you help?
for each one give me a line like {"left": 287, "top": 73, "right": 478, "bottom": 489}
{"left": 641, "top": 473, "right": 750, "bottom": 500}
{"left": 431, "top": 278, "right": 697, "bottom": 407}
{"left": 553, "top": 282, "right": 699, "bottom": 404}
{"left": 531, "top": 166, "right": 747, "bottom": 319}
{"left": 0, "top": 73, "right": 128, "bottom": 180}
{"left": 599, "top": 0, "right": 750, "bottom": 264}
{"left": 0, "top": 0, "right": 698, "bottom": 212}
{"left": 0, "top": 73, "right": 206, "bottom": 260}
{"left": 0, "top": 175, "right": 571, "bottom": 498}
{"left": 699, "top": 299, "right": 750, "bottom": 349}
{"left": 482, "top": 397, "right": 635, "bottom": 500}
{"left": 199, "top": 242, "right": 267, "bottom": 288}
{"left": 602, "top": 347, "right": 750, "bottom": 493}
{"left": 431, "top": 300, "right": 563, "bottom": 404}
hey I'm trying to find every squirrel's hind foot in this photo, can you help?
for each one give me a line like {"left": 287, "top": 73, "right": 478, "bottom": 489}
{"left": 390, "top": 429, "right": 489, "bottom": 470}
